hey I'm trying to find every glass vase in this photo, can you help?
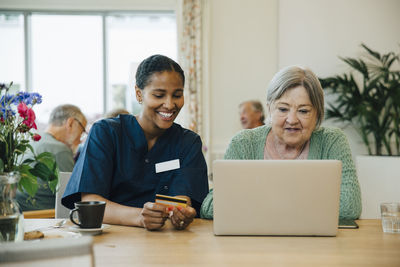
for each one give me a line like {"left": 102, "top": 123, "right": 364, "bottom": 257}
{"left": 0, "top": 172, "right": 24, "bottom": 242}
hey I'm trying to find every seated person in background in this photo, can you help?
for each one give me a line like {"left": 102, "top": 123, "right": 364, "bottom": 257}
{"left": 104, "top": 108, "right": 130, "bottom": 118}
{"left": 200, "top": 66, "right": 361, "bottom": 220}
{"left": 239, "top": 100, "right": 265, "bottom": 129}
{"left": 17, "top": 104, "right": 87, "bottom": 211}
{"left": 73, "top": 108, "right": 130, "bottom": 162}
{"left": 62, "top": 55, "right": 209, "bottom": 231}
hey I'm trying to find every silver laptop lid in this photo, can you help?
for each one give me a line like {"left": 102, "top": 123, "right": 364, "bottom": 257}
{"left": 213, "top": 160, "right": 341, "bottom": 236}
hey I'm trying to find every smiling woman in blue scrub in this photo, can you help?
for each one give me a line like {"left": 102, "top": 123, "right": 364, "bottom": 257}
{"left": 62, "top": 55, "right": 209, "bottom": 230}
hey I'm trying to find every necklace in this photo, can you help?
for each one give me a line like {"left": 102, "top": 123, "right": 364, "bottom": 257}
{"left": 272, "top": 139, "right": 307, "bottom": 160}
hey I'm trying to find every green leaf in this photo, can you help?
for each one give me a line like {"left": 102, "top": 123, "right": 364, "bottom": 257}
{"left": 22, "top": 158, "right": 34, "bottom": 165}
{"left": 15, "top": 144, "right": 27, "bottom": 154}
{"left": 36, "top": 152, "right": 54, "bottom": 160}
{"left": 36, "top": 152, "right": 56, "bottom": 169}
{"left": 48, "top": 178, "right": 58, "bottom": 193}
{"left": 0, "top": 158, "right": 4, "bottom": 173}
{"left": 340, "top": 57, "right": 369, "bottom": 79}
{"left": 29, "top": 162, "right": 52, "bottom": 181}
{"left": 361, "top": 43, "right": 381, "bottom": 60}
{"left": 24, "top": 152, "right": 60, "bottom": 194}
{"left": 18, "top": 164, "right": 39, "bottom": 197}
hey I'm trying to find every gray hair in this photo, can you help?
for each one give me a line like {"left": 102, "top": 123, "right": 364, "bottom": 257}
{"left": 266, "top": 66, "right": 324, "bottom": 128}
{"left": 239, "top": 100, "right": 265, "bottom": 122}
{"left": 49, "top": 104, "right": 85, "bottom": 126}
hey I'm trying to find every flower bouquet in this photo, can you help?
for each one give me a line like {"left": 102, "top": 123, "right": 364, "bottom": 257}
{"left": 0, "top": 82, "right": 58, "bottom": 241}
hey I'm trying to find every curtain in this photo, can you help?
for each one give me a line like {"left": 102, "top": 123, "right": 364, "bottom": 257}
{"left": 179, "top": 0, "right": 202, "bottom": 135}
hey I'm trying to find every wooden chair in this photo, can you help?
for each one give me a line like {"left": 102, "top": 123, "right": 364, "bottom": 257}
{"left": 23, "top": 209, "right": 55, "bottom": 219}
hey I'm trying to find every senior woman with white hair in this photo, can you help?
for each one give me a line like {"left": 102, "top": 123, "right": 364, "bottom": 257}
{"left": 200, "top": 66, "right": 362, "bottom": 220}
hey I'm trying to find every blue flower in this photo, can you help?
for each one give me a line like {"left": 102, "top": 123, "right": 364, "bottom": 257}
{"left": 0, "top": 94, "right": 15, "bottom": 107}
{"left": 0, "top": 106, "right": 16, "bottom": 118}
{"left": 14, "top": 92, "right": 43, "bottom": 105}
{"left": 14, "top": 92, "right": 30, "bottom": 104}
{"left": 30, "top": 93, "right": 42, "bottom": 104}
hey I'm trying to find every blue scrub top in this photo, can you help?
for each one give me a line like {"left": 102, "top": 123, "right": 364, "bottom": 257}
{"left": 62, "top": 115, "right": 209, "bottom": 214}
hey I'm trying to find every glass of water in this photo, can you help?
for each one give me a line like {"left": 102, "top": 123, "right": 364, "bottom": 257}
{"left": 380, "top": 202, "right": 400, "bottom": 233}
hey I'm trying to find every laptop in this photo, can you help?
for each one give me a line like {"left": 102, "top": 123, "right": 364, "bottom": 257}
{"left": 213, "top": 160, "right": 342, "bottom": 236}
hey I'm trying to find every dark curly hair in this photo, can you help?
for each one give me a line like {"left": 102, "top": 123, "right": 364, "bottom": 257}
{"left": 135, "top": 54, "right": 185, "bottom": 89}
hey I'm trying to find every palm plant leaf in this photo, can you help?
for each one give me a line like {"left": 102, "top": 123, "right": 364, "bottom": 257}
{"left": 361, "top": 43, "right": 381, "bottom": 60}
{"left": 340, "top": 57, "right": 369, "bottom": 79}
{"left": 320, "top": 44, "right": 400, "bottom": 155}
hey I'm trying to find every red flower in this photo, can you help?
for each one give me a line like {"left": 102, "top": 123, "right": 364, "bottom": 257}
{"left": 33, "top": 134, "right": 41, "bottom": 142}
{"left": 17, "top": 102, "right": 37, "bottom": 130}
{"left": 17, "top": 102, "right": 29, "bottom": 117}
{"left": 25, "top": 108, "right": 37, "bottom": 129}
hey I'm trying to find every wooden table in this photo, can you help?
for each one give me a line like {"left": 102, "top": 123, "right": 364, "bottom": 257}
{"left": 25, "top": 219, "right": 400, "bottom": 266}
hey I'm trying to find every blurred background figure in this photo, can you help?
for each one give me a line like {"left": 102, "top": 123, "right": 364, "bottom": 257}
{"left": 17, "top": 104, "right": 87, "bottom": 211}
{"left": 239, "top": 100, "right": 265, "bottom": 129}
{"left": 73, "top": 108, "right": 130, "bottom": 162}
{"left": 104, "top": 108, "right": 130, "bottom": 119}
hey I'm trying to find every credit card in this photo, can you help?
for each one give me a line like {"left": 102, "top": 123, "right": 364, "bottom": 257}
{"left": 155, "top": 194, "right": 187, "bottom": 208}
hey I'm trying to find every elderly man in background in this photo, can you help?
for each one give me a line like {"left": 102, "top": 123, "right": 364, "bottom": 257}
{"left": 239, "top": 100, "right": 265, "bottom": 129}
{"left": 17, "top": 104, "right": 87, "bottom": 211}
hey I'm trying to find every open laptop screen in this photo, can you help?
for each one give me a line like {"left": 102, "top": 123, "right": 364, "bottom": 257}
{"left": 213, "top": 160, "right": 342, "bottom": 236}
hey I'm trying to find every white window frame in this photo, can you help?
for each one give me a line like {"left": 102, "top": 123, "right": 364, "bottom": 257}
{"left": 0, "top": 0, "right": 178, "bottom": 114}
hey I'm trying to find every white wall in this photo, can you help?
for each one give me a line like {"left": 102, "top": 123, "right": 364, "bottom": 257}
{"left": 279, "top": 0, "right": 400, "bottom": 76}
{"left": 207, "top": 0, "right": 278, "bottom": 159}
{"left": 278, "top": 0, "right": 400, "bottom": 157}
{"left": 206, "top": 0, "right": 400, "bottom": 163}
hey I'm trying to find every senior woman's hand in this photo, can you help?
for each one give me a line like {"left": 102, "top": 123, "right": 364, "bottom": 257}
{"left": 169, "top": 206, "right": 196, "bottom": 230}
{"left": 140, "top": 202, "right": 169, "bottom": 230}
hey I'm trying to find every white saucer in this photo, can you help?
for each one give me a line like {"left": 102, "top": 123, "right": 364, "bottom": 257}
{"left": 68, "top": 224, "right": 110, "bottom": 235}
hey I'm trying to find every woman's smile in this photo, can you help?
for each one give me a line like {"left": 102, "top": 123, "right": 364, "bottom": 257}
{"left": 157, "top": 110, "right": 175, "bottom": 120}
{"left": 284, "top": 126, "right": 301, "bottom": 133}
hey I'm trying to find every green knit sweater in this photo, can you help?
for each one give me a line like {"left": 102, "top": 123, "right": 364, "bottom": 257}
{"left": 200, "top": 126, "right": 362, "bottom": 219}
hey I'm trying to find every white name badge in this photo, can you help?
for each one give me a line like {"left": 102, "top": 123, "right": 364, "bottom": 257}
{"left": 155, "top": 159, "right": 180, "bottom": 173}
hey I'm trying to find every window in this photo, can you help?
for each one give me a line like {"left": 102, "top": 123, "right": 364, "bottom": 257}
{"left": 107, "top": 14, "right": 177, "bottom": 115}
{"left": 0, "top": 14, "right": 24, "bottom": 93}
{"left": 31, "top": 15, "right": 103, "bottom": 124}
{"left": 0, "top": 11, "right": 177, "bottom": 128}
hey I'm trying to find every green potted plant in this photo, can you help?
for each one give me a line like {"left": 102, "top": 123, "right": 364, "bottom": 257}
{"left": 320, "top": 44, "right": 400, "bottom": 156}
{"left": 0, "top": 82, "right": 58, "bottom": 242}
{"left": 319, "top": 44, "right": 400, "bottom": 218}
